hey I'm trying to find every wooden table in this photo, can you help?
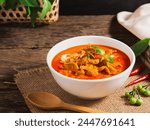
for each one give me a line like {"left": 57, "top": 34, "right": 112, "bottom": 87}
{"left": 0, "top": 15, "right": 138, "bottom": 112}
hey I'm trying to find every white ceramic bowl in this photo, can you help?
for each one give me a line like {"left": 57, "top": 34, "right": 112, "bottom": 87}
{"left": 47, "top": 36, "right": 135, "bottom": 99}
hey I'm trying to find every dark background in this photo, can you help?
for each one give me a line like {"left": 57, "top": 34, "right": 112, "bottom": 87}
{"left": 59, "top": 0, "right": 150, "bottom": 15}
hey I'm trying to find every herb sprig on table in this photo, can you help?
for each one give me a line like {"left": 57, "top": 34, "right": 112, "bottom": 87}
{"left": 124, "top": 38, "right": 150, "bottom": 106}
{"left": 131, "top": 38, "right": 150, "bottom": 57}
{"left": 125, "top": 84, "right": 150, "bottom": 106}
{"left": 126, "top": 38, "right": 150, "bottom": 86}
{"left": 0, "top": 0, "right": 53, "bottom": 26}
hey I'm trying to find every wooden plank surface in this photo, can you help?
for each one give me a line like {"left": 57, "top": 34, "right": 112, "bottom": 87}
{"left": 0, "top": 16, "right": 139, "bottom": 112}
{"left": 0, "top": 16, "right": 138, "bottom": 49}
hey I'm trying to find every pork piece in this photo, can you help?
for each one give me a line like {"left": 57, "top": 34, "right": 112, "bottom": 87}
{"left": 88, "top": 59, "right": 99, "bottom": 64}
{"left": 107, "top": 63, "right": 118, "bottom": 74}
{"left": 80, "top": 64, "right": 99, "bottom": 76}
{"left": 98, "top": 66, "right": 111, "bottom": 74}
{"left": 97, "top": 59, "right": 108, "bottom": 67}
{"left": 63, "top": 62, "right": 79, "bottom": 71}
{"left": 76, "top": 69, "right": 85, "bottom": 75}
{"left": 61, "top": 53, "right": 79, "bottom": 63}
{"left": 106, "top": 49, "right": 117, "bottom": 55}
{"left": 61, "top": 54, "right": 70, "bottom": 62}
{"left": 79, "top": 50, "right": 86, "bottom": 58}
{"left": 77, "top": 57, "right": 88, "bottom": 65}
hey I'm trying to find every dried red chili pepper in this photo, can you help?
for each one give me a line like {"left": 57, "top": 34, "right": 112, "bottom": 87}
{"left": 127, "top": 73, "right": 150, "bottom": 86}
{"left": 129, "top": 64, "right": 145, "bottom": 76}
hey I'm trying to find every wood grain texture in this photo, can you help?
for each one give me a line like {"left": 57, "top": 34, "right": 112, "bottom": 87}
{"left": 0, "top": 16, "right": 138, "bottom": 49}
{"left": 0, "top": 15, "right": 139, "bottom": 112}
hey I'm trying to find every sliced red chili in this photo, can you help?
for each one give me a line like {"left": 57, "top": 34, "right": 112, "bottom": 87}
{"left": 94, "top": 54, "right": 101, "bottom": 59}
{"left": 127, "top": 73, "right": 150, "bottom": 87}
{"left": 129, "top": 64, "right": 145, "bottom": 76}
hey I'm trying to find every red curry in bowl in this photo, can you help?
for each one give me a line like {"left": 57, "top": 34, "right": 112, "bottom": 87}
{"left": 52, "top": 44, "right": 130, "bottom": 80}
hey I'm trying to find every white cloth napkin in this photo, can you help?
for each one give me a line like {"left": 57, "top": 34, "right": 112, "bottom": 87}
{"left": 117, "top": 3, "right": 150, "bottom": 39}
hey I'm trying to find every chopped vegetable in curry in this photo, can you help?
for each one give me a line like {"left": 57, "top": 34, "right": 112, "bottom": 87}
{"left": 52, "top": 44, "right": 130, "bottom": 79}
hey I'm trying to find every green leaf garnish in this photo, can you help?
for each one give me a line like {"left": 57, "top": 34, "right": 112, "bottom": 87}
{"left": 131, "top": 38, "right": 150, "bottom": 57}
{"left": 27, "top": 6, "right": 31, "bottom": 16}
{"left": 40, "top": 0, "right": 51, "bottom": 19}
{"left": 96, "top": 48, "right": 105, "bottom": 55}
{"left": 107, "top": 56, "right": 114, "bottom": 63}
{"left": 0, "top": 0, "right": 5, "bottom": 6}
{"left": 19, "top": 0, "right": 39, "bottom": 7}
{"left": 6, "top": 0, "right": 18, "bottom": 10}
{"left": 87, "top": 54, "right": 90, "bottom": 59}
{"left": 0, "top": 0, "right": 53, "bottom": 27}
{"left": 29, "top": 7, "right": 41, "bottom": 27}
{"left": 92, "top": 46, "right": 105, "bottom": 55}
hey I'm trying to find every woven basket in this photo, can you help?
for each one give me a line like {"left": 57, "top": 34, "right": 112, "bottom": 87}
{"left": 0, "top": 0, "right": 59, "bottom": 24}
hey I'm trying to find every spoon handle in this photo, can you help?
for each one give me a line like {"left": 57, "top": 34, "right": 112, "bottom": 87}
{"left": 61, "top": 103, "right": 103, "bottom": 113}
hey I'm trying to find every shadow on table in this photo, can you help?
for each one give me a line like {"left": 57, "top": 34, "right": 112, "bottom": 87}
{"left": 0, "top": 22, "right": 47, "bottom": 40}
{"left": 0, "top": 22, "right": 47, "bottom": 28}
{"left": 108, "top": 15, "right": 138, "bottom": 46}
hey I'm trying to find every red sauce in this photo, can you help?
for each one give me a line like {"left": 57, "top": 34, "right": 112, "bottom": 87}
{"left": 52, "top": 44, "right": 130, "bottom": 80}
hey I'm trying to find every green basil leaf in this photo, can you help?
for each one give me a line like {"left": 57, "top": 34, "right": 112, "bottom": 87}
{"left": 107, "top": 56, "right": 114, "bottom": 63}
{"left": 29, "top": 7, "right": 41, "bottom": 27}
{"left": 6, "top": 0, "right": 18, "bottom": 9}
{"left": 131, "top": 38, "right": 150, "bottom": 57}
{"left": 40, "top": 0, "right": 51, "bottom": 19}
{"left": 91, "top": 46, "right": 105, "bottom": 55}
{"left": 26, "top": 6, "right": 31, "bottom": 15}
{"left": 0, "top": 0, "right": 6, "bottom": 6}
{"left": 19, "top": 0, "right": 39, "bottom": 7}
{"left": 96, "top": 48, "right": 105, "bottom": 55}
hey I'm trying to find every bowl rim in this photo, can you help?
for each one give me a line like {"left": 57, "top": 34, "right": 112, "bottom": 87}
{"left": 47, "top": 35, "right": 136, "bottom": 83}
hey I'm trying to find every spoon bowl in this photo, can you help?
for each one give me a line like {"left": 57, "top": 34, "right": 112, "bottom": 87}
{"left": 27, "top": 92, "right": 102, "bottom": 113}
{"left": 27, "top": 92, "right": 63, "bottom": 109}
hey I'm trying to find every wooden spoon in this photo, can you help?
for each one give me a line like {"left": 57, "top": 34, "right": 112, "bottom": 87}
{"left": 27, "top": 92, "right": 102, "bottom": 113}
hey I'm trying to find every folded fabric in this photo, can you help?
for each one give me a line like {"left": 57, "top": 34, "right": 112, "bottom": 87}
{"left": 117, "top": 3, "right": 150, "bottom": 39}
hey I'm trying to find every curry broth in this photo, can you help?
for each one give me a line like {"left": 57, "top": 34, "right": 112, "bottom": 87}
{"left": 52, "top": 44, "right": 130, "bottom": 79}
